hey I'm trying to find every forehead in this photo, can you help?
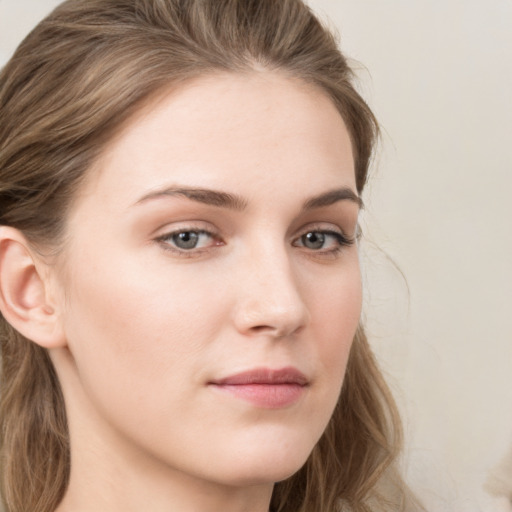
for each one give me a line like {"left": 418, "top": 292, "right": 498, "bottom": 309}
{"left": 75, "top": 71, "right": 356, "bottom": 212}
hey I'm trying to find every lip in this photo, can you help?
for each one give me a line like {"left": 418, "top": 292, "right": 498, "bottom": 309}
{"left": 209, "top": 367, "right": 309, "bottom": 409}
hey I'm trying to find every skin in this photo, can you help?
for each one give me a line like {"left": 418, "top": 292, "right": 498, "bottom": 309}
{"left": 43, "top": 72, "right": 363, "bottom": 512}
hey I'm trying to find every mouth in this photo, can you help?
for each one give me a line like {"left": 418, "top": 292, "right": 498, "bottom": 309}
{"left": 208, "top": 367, "right": 309, "bottom": 409}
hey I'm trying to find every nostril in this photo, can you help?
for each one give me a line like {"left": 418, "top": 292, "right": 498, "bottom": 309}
{"left": 248, "top": 323, "right": 305, "bottom": 338}
{"left": 250, "top": 325, "right": 273, "bottom": 333}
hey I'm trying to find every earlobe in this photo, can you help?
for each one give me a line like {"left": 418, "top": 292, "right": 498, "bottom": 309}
{"left": 0, "top": 227, "right": 66, "bottom": 348}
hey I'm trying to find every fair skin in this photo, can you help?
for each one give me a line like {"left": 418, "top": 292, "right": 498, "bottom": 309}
{"left": 0, "top": 72, "right": 362, "bottom": 512}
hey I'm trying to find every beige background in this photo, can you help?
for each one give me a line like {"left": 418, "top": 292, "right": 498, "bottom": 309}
{"left": 1, "top": 1, "right": 511, "bottom": 511}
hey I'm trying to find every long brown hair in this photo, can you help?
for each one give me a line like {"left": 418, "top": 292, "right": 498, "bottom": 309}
{"left": 0, "top": 1, "right": 418, "bottom": 511}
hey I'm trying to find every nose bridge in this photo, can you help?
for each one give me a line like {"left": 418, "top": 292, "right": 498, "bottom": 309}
{"left": 232, "top": 235, "right": 310, "bottom": 337}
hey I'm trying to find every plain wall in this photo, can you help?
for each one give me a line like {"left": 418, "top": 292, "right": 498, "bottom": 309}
{"left": 308, "top": 1, "right": 512, "bottom": 510}
{"left": 1, "top": 1, "right": 511, "bottom": 511}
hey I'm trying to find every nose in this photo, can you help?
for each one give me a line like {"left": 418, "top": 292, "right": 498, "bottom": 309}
{"left": 231, "top": 244, "right": 310, "bottom": 339}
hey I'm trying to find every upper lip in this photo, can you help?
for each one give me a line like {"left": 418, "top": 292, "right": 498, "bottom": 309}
{"left": 211, "top": 367, "right": 309, "bottom": 386}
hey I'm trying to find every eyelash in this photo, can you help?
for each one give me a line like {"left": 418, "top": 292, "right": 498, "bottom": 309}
{"left": 155, "top": 226, "right": 355, "bottom": 258}
{"left": 156, "top": 229, "right": 222, "bottom": 257}
{"left": 293, "top": 229, "right": 355, "bottom": 255}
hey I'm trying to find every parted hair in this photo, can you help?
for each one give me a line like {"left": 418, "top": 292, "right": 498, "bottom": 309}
{"left": 0, "top": 1, "right": 419, "bottom": 511}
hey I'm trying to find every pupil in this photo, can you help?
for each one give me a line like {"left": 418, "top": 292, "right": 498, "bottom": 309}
{"left": 304, "top": 232, "right": 325, "bottom": 249}
{"left": 173, "top": 231, "right": 199, "bottom": 249}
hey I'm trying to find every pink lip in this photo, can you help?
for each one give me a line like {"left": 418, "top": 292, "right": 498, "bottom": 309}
{"left": 209, "top": 367, "right": 309, "bottom": 409}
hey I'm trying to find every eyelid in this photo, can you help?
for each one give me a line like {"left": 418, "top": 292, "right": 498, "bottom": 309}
{"left": 293, "top": 222, "right": 355, "bottom": 241}
{"left": 152, "top": 219, "right": 215, "bottom": 236}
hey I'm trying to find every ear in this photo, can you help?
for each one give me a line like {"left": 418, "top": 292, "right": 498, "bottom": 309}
{"left": 0, "top": 226, "right": 66, "bottom": 348}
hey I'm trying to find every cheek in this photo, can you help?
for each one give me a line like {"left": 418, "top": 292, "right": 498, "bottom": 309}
{"left": 60, "top": 248, "right": 223, "bottom": 408}
{"left": 308, "top": 260, "right": 362, "bottom": 386}
{"left": 59, "top": 254, "right": 232, "bottom": 475}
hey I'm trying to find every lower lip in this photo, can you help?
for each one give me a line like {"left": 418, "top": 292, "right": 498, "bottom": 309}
{"left": 210, "top": 383, "right": 306, "bottom": 409}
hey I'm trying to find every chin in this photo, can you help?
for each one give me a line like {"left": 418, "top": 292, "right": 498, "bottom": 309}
{"left": 219, "top": 461, "right": 306, "bottom": 488}
{"left": 210, "top": 435, "right": 316, "bottom": 487}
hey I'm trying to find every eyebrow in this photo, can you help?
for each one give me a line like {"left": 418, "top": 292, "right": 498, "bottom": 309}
{"left": 135, "top": 187, "right": 248, "bottom": 211}
{"left": 302, "top": 188, "right": 363, "bottom": 210}
{"left": 134, "top": 185, "right": 362, "bottom": 211}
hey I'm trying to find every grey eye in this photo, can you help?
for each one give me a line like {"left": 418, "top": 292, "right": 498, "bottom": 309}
{"left": 158, "top": 228, "right": 219, "bottom": 254}
{"left": 301, "top": 232, "right": 325, "bottom": 250}
{"left": 172, "top": 231, "right": 200, "bottom": 249}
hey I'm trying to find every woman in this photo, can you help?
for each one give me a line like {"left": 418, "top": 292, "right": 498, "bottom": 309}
{"left": 0, "top": 1, "right": 420, "bottom": 511}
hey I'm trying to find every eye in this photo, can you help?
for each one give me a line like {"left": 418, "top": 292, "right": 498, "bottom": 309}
{"left": 301, "top": 232, "right": 328, "bottom": 250}
{"left": 294, "top": 230, "right": 354, "bottom": 252}
{"left": 157, "top": 229, "right": 220, "bottom": 252}
{"left": 172, "top": 231, "right": 203, "bottom": 250}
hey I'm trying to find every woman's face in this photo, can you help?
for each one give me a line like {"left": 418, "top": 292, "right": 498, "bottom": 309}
{"left": 54, "top": 72, "right": 362, "bottom": 487}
